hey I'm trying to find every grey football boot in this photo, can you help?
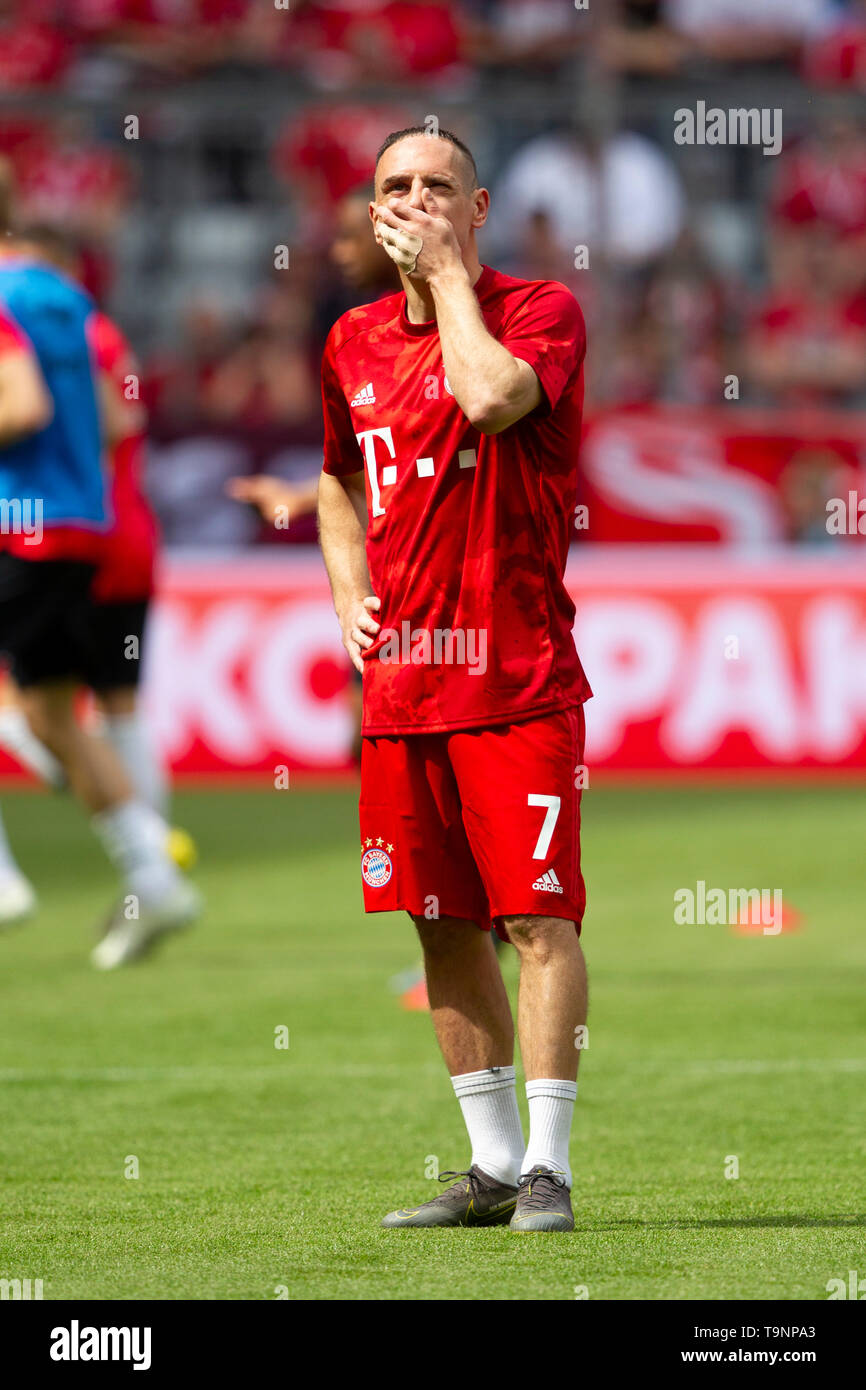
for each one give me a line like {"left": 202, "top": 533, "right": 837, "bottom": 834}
{"left": 509, "top": 1165, "right": 574, "bottom": 1232}
{"left": 381, "top": 1165, "right": 518, "bottom": 1228}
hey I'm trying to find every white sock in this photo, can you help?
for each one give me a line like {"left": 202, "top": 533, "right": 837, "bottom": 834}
{"left": 451, "top": 1066, "right": 525, "bottom": 1187}
{"left": 0, "top": 707, "right": 65, "bottom": 787}
{"left": 0, "top": 803, "right": 23, "bottom": 879}
{"left": 523, "top": 1078, "right": 578, "bottom": 1187}
{"left": 103, "top": 712, "right": 169, "bottom": 817}
{"left": 91, "top": 799, "right": 180, "bottom": 909}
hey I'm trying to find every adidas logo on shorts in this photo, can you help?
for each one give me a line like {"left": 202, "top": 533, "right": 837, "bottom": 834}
{"left": 350, "top": 382, "right": 376, "bottom": 407}
{"left": 532, "top": 867, "right": 564, "bottom": 894}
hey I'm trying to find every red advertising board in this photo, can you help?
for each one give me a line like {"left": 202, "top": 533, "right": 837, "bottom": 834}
{"left": 569, "top": 549, "right": 866, "bottom": 773}
{"left": 136, "top": 550, "right": 866, "bottom": 776}
{"left": 579, "top": 406, "right": 866, "bottom": 545}
{"left": 2, "top": 549, "right": 864, "bottom": 778}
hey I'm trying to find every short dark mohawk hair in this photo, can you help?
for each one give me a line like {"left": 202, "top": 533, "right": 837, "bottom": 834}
{"left": 375, "top": 127, "right": 478, "bottom": 186}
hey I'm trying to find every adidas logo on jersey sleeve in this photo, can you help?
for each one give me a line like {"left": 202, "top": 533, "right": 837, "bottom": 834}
{"left": 350, "top": 383, "right": 376, "bottom": 407}
{"left": 532, "top": 867, "right": 564, "bottom": 894}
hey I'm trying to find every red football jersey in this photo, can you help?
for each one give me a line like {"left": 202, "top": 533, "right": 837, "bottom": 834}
{"left": 321, "top": 264, "right": 592, "bottom": 736}
{"left": 88, "top": 310, "right": 158, "bottom": 601}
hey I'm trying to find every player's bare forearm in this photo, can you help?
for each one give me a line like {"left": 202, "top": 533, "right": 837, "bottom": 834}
{"left": 317, "top": 469, "right": 380, "bottom": 673}
{"left": 428, "top": 266, "right": 541, "bottom": 433}
{"left": 374, "top": 191, "right": 541, "bottom": 434}
{"left": 227, "top": 474, "right": 320, "bottom": 525}
{"left": 318, "top": 469, "right": 370, "bottom": 607}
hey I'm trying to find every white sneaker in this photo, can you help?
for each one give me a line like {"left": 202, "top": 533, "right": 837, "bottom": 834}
{"left": 0, "top": 871, "right": 37, "bottom": 926}
{"left": 91, "top": 878, "right": 202, "bottom": 970}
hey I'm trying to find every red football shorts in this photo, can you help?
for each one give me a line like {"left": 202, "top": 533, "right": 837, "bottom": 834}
{"left": 358, "top": 706, "right": 586, "bottom": 938}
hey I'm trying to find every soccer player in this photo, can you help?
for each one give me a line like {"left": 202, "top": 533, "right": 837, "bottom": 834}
{"left": 3, "top": 225, "right": 192, "bottom": 835}
{"left": 0, "top": 231, "right": 196, "bottom": 907}
{"left": 0, "top": 237, "right": 201, "bottom": 967}
{"left": 318, "top": 128, "right": 592, "bottom": 1233}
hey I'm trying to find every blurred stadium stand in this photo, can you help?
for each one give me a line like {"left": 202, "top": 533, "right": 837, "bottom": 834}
{"left": 1, "top": 0, "right": 865, "bottom": 550}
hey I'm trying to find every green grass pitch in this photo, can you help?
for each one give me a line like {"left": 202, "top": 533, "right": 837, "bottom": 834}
{"left": 0, "top": 781, "right": 863, "bottom": 1301}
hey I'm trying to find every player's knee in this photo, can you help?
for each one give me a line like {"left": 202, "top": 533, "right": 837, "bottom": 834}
{"left": 506, "top": 915, "right": 571, "bottom": 965}
{"left": 414, "top": 915, "right": 483, "bottom": 958}
{"left": 96, "top": 687, "right": 136, "bottom": 718}
{"left": 20, "top": 700, "right": 53, "bottom": 749}
{"left": 28, "top": 718, "right": 70, "bottom": 761}
{"left": 20, "top": 690, "right": 75, "bottom": 756}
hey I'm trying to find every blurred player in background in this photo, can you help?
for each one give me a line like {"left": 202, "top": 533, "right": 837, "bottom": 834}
{"left": 0, "top": 230, "right": 201, "bottom": 966}
{"left": 0, "top": 222, "right": 196, "bottom": 897}
{"left": 20, "top": 229, "right": 166, "bottom": 797}
{"left": 17, "top": 226, "right": 194, "bottom": 869}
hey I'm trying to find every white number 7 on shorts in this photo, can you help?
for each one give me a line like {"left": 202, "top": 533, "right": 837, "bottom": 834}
{"left": 527, "top": 793, "right": 561, "bottom": 860}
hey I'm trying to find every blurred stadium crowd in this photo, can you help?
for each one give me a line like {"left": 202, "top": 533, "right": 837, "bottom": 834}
{"left": 1, "top": 0, "right": 865, "bottom": 544}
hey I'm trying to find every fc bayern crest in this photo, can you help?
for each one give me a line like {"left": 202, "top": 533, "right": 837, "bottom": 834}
{"left": 361, "top": 846, "right": 393, "bottom": 888}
